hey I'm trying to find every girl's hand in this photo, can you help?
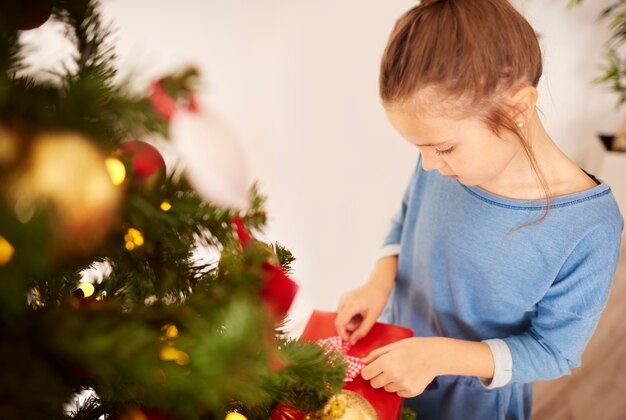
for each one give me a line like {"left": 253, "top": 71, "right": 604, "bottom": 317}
{"left": 360, "top": 337, "right": 443, "bottom": 398}
{"left": 335, "top": 282, "right": 390, "bottom": 345}
{"left": 362, "top": 337, "right": 495, "bottom": 397}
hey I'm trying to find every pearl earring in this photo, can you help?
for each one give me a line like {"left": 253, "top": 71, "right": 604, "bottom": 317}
{"left": 516, "top": 121, "right": 524, "bottom": 128}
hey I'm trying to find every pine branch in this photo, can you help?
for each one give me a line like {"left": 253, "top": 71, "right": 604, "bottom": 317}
{"left": 243, "top": 338, "right": 347, "bottom": 418}
{"left": 54, "top": 0, "right": 117, "bottom": 82}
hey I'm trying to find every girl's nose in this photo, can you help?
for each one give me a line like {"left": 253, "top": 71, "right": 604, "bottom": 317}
{"left": 421, "top": 153, "right": 445, "bottom": 172}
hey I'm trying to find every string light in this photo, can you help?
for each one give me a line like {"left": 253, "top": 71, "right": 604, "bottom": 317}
{"left": 124, "top": 227, "right": 144, "bottom": 250}
{"left": 160, "top": 200, "right": 172, "bottom": 211}
{"left": 105, "top": 157, "right": 126, "bottom": 186}
{"left": 0, "top": 235, "right": 15, "bottom": 265}
{"left": 161, "top": 324, "right": 179, "bottom": 339}
{"left": 159, "top": 345, "right": 190, "bottom": 366}
{"left": 77, "top": 283, "right": 95, "bottom": 298}
{"left": 159, "top": 346, "right": 179, "bottom": 361}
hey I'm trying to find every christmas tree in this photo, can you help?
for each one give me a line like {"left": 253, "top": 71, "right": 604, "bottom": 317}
{"left": 0, "top": 1, "right": 346, "bottom": 419}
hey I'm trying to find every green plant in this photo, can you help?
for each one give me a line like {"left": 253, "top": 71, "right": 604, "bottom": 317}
{"left": 569, "top": 0, "right": 626, "bottom": 106}
{"left": 569, "top": 0, "right": 626, "bottom": 150}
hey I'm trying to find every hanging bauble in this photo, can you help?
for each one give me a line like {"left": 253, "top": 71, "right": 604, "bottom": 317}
{"left": 9, "top": 132, "right": 121, "bottom": 255}
{"left": 307, "top": 391, "right": 378, "bottom": 420}
{"left": 119, "top": 140, "right": 166, "bottom": 189}
{"left": 0, "top": 0, "right": 53, "bottom": 31}
{"left": 169, "top": 104, "right": 252, "bottom": 210}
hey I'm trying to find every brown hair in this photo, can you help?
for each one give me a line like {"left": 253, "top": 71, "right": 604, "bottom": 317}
{"left": 380, "top": 0, "right": 552, "bottom": 226}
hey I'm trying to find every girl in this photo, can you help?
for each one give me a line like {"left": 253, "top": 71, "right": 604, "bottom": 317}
{"left": 334, "top": 0, "right": 624, "bottom": 419}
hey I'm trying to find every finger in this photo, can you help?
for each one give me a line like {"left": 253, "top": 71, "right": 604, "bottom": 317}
{"left": 345, "top": 314, "right": 363, "bottom": 332}
{"left": 360, "top": 358, "right": 384, "bottom": 381}
{"left": 334, "top": 307, "right": 361, "bottom": 341}
{"left": 348, "top": 313, "right": 377, "bottom": 345}
{"left": 384, "top": 383, "right": 403, "bottom": 393}
{"left": 369, "top": 373, "right": 391, "bottom": 390}
{"left": 361, "top": 343, "right": 391, "bottom": 365}
{"left": 398, "top": 390, "right": 418, "bottom": 398}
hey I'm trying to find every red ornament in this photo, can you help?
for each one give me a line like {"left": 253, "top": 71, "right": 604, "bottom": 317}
{"left": 0, "top": 0, "right": 53, "bottom": 30}
{"left": 232, "top": 216, "right": 298, "bottom": 318}
{"left": 119, "top": 140, "right": 166, "bottom": 186}
{"left": 271, "top": 404, "right": 303, "bottom": 420}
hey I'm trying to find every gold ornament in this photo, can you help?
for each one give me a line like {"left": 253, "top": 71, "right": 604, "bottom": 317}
{"left": 225, "top": 413, "right": 248, "bottom": 420}
{"left": 309, "top": 391, "right": 378, "bottom": 420}
{"left": 0, "top": 235, "right": 15, "bottom": 265}
{"left": 8, "top": 132, "right": 121, "bottom": 255}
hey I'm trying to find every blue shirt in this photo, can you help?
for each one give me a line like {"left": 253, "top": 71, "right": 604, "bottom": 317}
{"left": 381, "top": 156, "right": 623, "bottom": 390}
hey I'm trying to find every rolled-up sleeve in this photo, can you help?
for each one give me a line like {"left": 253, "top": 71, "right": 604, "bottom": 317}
{"left": 480, "top": 338, "right": 513, "bottom": 389}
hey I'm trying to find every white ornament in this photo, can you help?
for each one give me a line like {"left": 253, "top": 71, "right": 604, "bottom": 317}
{"left": 170, "top": 105, "right": 252, "bottom": 209}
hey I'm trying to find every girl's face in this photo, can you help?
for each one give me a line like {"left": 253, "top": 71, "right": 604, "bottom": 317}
{"left": 384, "top": 108, "right": 521, "bottom": 187}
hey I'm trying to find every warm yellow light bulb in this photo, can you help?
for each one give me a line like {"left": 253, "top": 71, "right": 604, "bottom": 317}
{"left": 160, "top": 200, "right": 172, "bottom": 211}
{"left": 225, "top": 412, "right": 248, "bottom": 420}
{"left": 78, "top": 282, "right": 95, "bottom": 298}
{"left": 159, "top": 346, "right": 179, "bottom": 361}
{"left": 163, "top": 324, "right": 179, "bottom": 339}
{"left": 125, "top": 228, "right": 144, "bottom": 249}
{"left": 0, "top": 235, "right": 15, "bottom": 266}
{"left": 105, "top": 157, "right": 126, "bottom": 186}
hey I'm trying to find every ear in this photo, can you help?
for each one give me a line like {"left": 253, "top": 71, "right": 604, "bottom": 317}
{"left": 507, "top": 86, "right": 538, "bottom": 125}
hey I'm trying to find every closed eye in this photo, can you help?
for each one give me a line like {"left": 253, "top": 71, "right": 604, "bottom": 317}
{"left": 435, "top": 146, "right": 455, "bottom": 155}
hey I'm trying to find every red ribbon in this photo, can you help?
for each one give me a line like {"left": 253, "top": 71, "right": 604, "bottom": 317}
{"left": 317, "top": 336, "right": 366, "bottom": 383}
{"left": 232, "top": 216, "right": 298, "bottom": 317}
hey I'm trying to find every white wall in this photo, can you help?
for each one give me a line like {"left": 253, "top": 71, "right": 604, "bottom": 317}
{"left": 24, "top": 0, "right": 625, "bottom": 334}
{"left": 518, "top": 0, "right": 624, "bottom": 163}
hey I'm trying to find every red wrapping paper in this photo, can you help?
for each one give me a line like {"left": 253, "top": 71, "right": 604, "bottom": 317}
{"left": 273, "top": 310, "right": 413, "bottom": 420}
